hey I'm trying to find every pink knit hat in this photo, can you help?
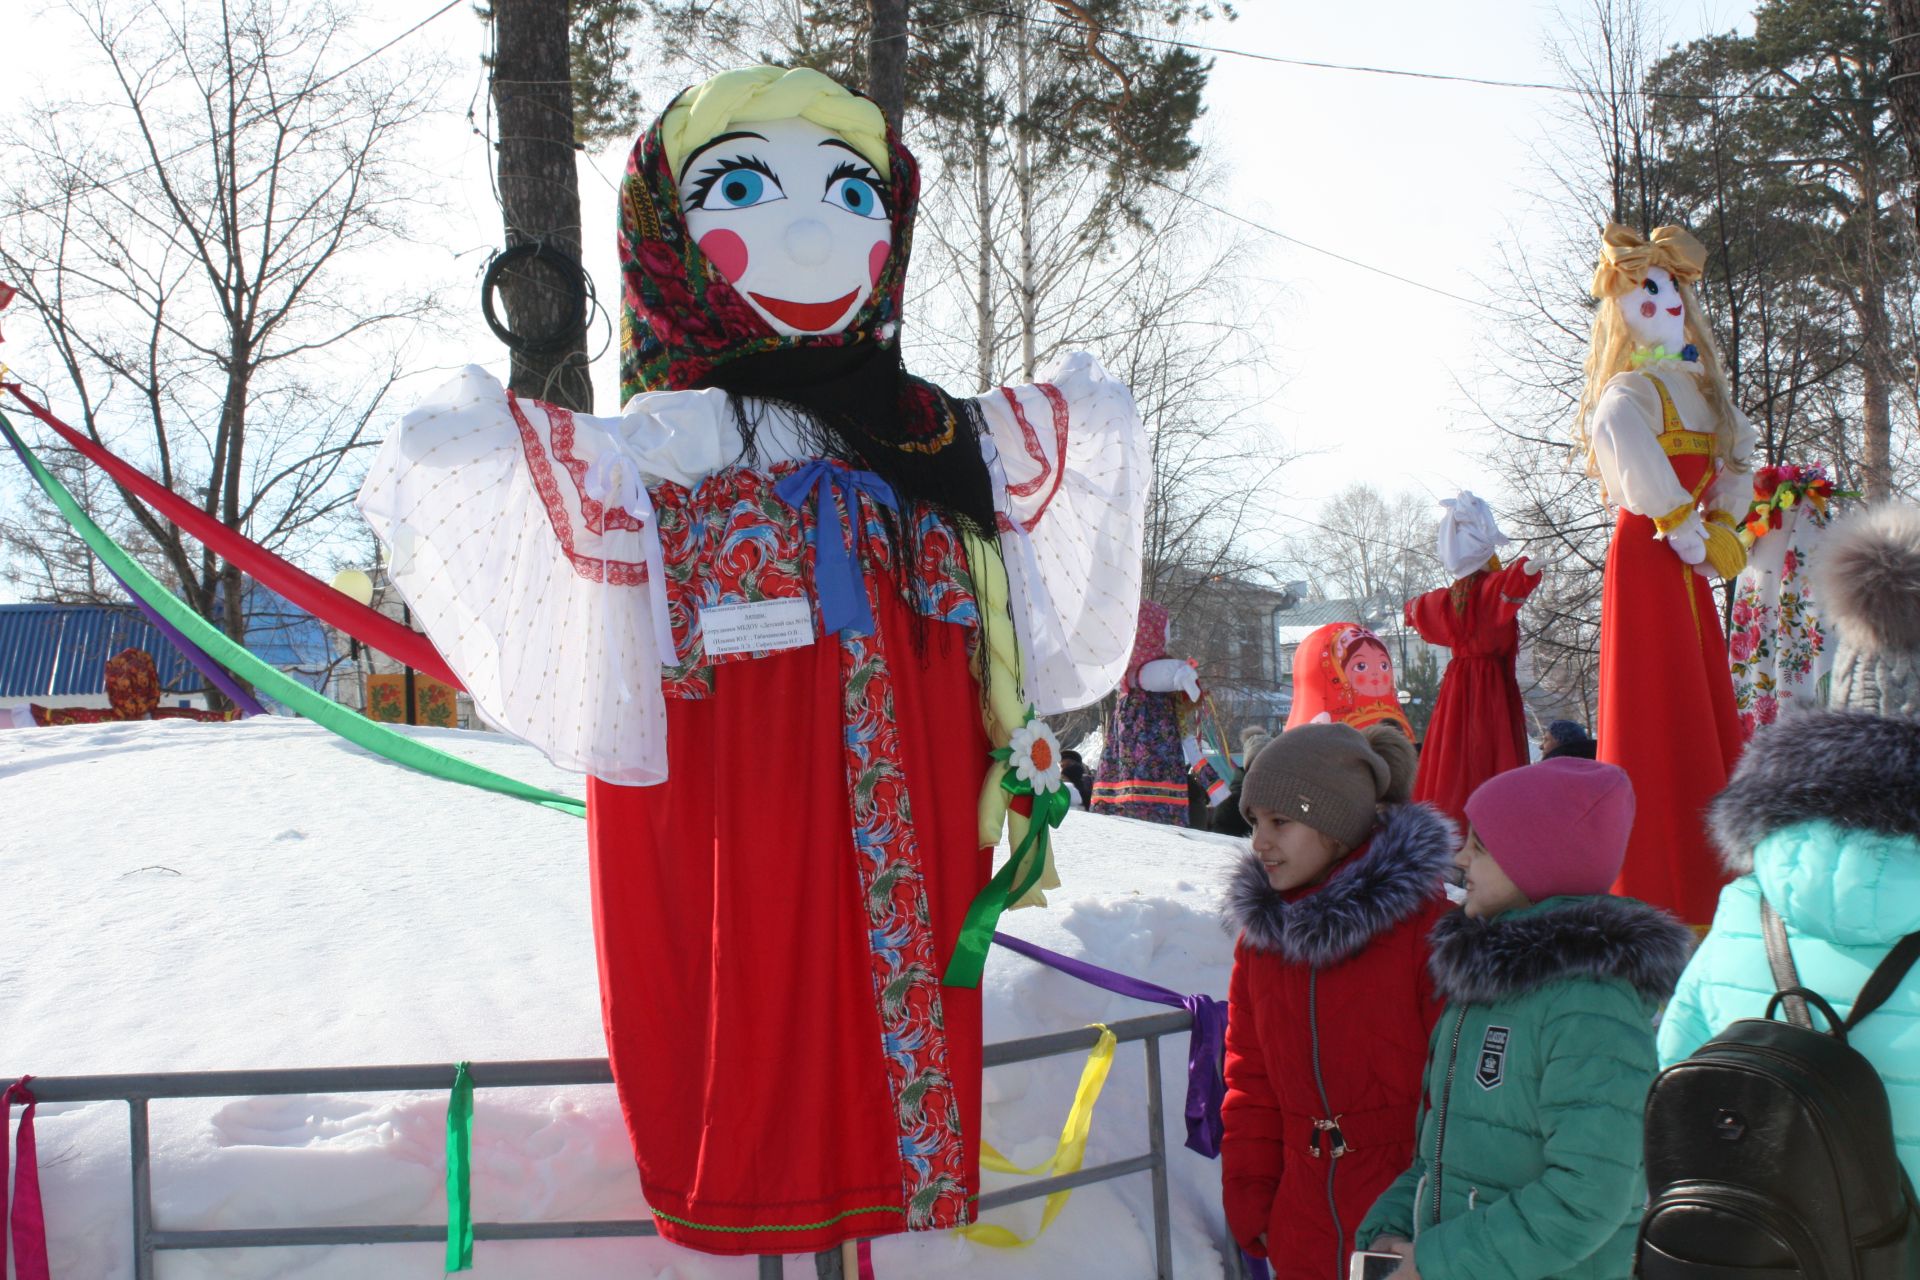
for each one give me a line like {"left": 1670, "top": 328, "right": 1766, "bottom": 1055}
{"left": 1464, "top": 758, "right": 1637, "bottom": 902}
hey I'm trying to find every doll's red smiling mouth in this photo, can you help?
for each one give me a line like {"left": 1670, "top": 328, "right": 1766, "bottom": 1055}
{"left": 749, "top": 289, "right": 860, "bottom": 330}
{"left": 1666, "top": 306, "right": 1682, "bottom": 316}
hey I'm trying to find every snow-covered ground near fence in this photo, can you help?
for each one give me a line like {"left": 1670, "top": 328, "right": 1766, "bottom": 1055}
{"left": 0, "top": 716, "right": 1247, "bottom": 1279}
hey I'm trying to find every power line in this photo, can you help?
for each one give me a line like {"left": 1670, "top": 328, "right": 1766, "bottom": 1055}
{"left": 1018, "top": 11, "right": 1877, "bottom": 105}
{"left": 8, "top": 0, "right": 465, "bottom": 222}
{"left": 1030, "top": 120, "right": 1528, "bottom": 318}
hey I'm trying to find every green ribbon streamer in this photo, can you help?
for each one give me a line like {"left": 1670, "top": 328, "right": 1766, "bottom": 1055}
{"left": 0, "top": 409, "right": 586, "bottom": 820}
{"left": 944, "top": 782, "right": 1071, "bottom": 988}
{"left": 444, "top": 1061, "right": 474, "bottom": 1272}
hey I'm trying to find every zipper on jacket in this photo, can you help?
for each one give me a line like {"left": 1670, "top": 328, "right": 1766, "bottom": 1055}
{"left": 1308, "top": 968, "right": 1345, "bottom": 1278}
{"left": 1430, "top": 1006, "right": 1468, "bottom": 1227}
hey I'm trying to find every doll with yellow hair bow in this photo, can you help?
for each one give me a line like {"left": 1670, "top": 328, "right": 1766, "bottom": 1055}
{"left": 1578, "top": 222, "right": 1756, "bottom": 927}
{"left": 358, "top": 67, "right": 1146, "bottom": 1256}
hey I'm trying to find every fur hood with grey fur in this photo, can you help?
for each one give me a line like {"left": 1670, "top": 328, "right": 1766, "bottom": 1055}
{"left": 1224, "top": 802, "right": 1454, "bottom": 968}
{"left": 1818, "top": 503, "right": 1920, "bottom": 719}
{"left": 1710, "top": 708, "right": 1920, "bottom": 874}
{"left": 1426, "top": 895, "right": 1694, "bottom": 1006}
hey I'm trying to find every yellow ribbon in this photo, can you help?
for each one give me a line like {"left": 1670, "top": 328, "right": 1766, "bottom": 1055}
{"left": 960, "top": 1025, "right": 1118, "bottom": 1248}
{"left": 1591, "top": 223, "right": 1707, "bottom": 299}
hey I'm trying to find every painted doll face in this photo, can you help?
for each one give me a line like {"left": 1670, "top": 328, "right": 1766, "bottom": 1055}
{"left": 678, "top": 116, "right": 893, "bottom": 337}
{"left": 1618, "top": 265, "right": 1687, "bottom": 352}
{"left": 1345, "top": 640, "right": 1395, "bottom": 698}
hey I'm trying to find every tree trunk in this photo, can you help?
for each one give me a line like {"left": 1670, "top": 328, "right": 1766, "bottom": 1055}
{"left": 1887, "top": 0, "right": 1920, "bottom": 224}
{"left": 866, "top": 0, "right": 907, "bottom": 129}
{"left": 971, "top": 18, "right": 996, "bottom": 391}
{"left": 490, "top": 0, "right": 591, "bottom": 412}
{"left": 1015, "top": 11, "right": 1037, "bottom": 382}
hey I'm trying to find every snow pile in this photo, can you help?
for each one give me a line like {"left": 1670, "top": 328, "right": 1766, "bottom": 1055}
{"left": 0, "top": 717, "right": 1246, "bottom": 1278}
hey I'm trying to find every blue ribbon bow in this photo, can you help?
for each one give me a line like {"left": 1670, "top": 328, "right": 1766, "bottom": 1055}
{"left": 775, "top": 460, "right": 899, "bottom": 638}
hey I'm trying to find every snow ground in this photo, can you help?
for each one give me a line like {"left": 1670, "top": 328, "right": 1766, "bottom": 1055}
{"left": 1, "top": 717, "right": 1247, "bottom": 1278}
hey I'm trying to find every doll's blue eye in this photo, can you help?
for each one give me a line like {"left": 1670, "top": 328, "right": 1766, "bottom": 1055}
{"left": 687, "top": 157, "right": 784, "bottom": 212}
{"left": 825, "top": 174, "right": 887, "bottom": 220}
{"left": 719, "top": 171, "right": 766, "bottom": 207}
{"left": 1645, "top": 278, "right": 1660, "bottom": 295}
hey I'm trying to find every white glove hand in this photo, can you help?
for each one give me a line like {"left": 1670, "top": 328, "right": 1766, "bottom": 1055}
{"left": 1663, "top": 514, "right": 1708, "bottom": 566}
{"left": 1177, "top": 662, "right": 1201, "bottom": 701}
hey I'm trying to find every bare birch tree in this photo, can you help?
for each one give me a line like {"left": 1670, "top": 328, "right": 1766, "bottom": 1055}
{"left": 0, "top": 0, "right": 440, "bottom": 678}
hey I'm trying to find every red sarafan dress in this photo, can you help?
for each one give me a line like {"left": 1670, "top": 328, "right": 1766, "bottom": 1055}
{"left": 357, "top": 82, "right": 1149, "bottom": 1257}
{"left": 1590, "top": 364, "right": 1753, "bottom": 926}
{"left": 1404, "top": 560, "right": 1540, "bottom": 828}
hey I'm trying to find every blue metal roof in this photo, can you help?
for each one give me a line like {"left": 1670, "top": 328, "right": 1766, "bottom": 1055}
{"left": 0, "top": 588, "right": 336, "bottom": 699}
{"left": 0, "top": 603, "right": 205, "bottom": 697}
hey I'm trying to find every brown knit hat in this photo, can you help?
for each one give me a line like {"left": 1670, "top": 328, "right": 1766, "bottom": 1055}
{"left": 1238, "top": 722, "right": 1418, "bottom": 851}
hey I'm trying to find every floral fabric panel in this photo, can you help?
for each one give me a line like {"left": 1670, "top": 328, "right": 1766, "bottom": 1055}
{"left": 838, "top": 622, "right": 972, "bottom": 1231}
{"left": 1730, "top": 501, "right": 1834, "bottom": 737}
{"left": 648, "top": 460, "right": 979, "bottom": 698}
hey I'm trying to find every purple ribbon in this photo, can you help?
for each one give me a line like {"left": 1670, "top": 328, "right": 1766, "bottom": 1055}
{"left": 103, "top": 564, "right": 268, "bottom": 716}
{"left": 992, "top": 930, "right": 1226, "bottom": 1159}
{"left": 0, "top": 417, "right": 269, "bottom": 717}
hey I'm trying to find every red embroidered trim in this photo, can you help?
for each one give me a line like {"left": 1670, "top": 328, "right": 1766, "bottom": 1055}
{"left": 545, "top": 401, "right": 644, "bottom": 535}
{"left": 996, "top": 384, "right": 1070, "bottom": 532}
{"left": 505, "top": 391, "right": 649, "bottom": 585}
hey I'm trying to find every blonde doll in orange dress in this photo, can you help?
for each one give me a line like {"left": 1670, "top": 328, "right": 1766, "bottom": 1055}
{"left": 1580, "top": 223, "right": 1755, "bottom": 926}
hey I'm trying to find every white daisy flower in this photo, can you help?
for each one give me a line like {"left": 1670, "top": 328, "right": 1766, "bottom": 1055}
{"left": 1007, "top": 718, "right": 1065, "bottom": 795}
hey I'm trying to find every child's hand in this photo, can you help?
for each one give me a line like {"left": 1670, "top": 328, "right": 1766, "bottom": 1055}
{"left": 1374, "top": 1236, "right": 1418, "bottom": 1278}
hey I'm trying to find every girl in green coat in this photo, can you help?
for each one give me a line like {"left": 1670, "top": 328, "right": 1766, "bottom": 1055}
{"left": 1357, "top": 758, "right": 1694, "bottom": 1280}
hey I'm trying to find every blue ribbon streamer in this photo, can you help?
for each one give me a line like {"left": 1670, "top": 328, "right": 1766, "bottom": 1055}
{"left": 775, "top": 461, "right": 898, "bottom": 637}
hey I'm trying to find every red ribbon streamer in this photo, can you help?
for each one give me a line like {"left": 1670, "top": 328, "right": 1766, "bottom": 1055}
{"left": 1, "top": 385, "right": 463, "bottom": 690}
{"left": 2, "top": 1076, "right": 49, "bottom": 1280}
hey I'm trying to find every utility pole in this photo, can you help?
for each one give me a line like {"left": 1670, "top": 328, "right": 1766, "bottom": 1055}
{"left": 488, "top": 0, "right": 593, "bottom": 412}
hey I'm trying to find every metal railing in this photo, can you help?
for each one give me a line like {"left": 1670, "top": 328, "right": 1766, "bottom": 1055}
{"left": 25, "top": 1008, "right": 1192, "bottom": 1279}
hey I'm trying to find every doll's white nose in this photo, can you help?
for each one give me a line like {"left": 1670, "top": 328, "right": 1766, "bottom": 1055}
{"left": 785, "top": 219, "right": 832, "bottom": 266}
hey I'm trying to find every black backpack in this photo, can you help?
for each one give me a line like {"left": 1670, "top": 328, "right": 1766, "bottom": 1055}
{"left": 1638, "top": 897, "right": 1920, "bottom": 1280}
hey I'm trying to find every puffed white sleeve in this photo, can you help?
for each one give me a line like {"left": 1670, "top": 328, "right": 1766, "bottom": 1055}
{"left": 1707, "top": 404, "right": 1759, "bottom": 519}
{"left": 356, "top": 366, "right": 729, "bottom": 784}
{"left": 975, "top": 351, "right": 1147, "bottom": 714}
{"left": 1590, "top": 371, "right": 1695, "bottom": 523}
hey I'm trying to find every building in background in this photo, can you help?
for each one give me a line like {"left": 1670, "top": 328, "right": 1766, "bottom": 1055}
{"left": 0, "top": 589, "right": 343, "bottom": 720}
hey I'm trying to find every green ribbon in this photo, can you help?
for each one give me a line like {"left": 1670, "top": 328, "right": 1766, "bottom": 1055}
{"left": 445, "top": 1061, "right": 474, "bottom": 1272}
{"left": 944, "top": 775, "right": 1071, "bottom": 989}
{"left": 0, "top": 410, "right": 587, "bottom": 820}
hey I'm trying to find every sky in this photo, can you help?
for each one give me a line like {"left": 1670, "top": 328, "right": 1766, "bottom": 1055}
{"left": 0, "top": 0, "right": 1757, "bottom": 598}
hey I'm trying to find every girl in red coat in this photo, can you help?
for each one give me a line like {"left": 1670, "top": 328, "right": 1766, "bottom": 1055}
{"left": 1221, "top": 722, "right": 1454, "bottom": 1279}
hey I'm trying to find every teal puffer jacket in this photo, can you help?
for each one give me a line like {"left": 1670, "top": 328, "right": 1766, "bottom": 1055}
{"left": 1657, "top": 710, "right": 1920, "bottom": 1186}
{"left": 1356, "top": 895, "right": 1693, "bottom": 1280}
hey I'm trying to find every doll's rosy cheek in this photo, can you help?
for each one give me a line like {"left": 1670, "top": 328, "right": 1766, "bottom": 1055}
{"left": 700, "top": 230, "right": 750, "bottom": 283}
{"left": 869, "top": 240, "right": 889, "bottom": 285}
{"left": 1639, "top": 300, "right": 1657, "bottom": 319}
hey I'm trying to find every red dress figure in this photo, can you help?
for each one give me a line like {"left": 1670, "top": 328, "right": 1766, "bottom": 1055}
{"left": 1582, "top": 224, "right": 1754, "bottom": 926}
{"left": 1404, "top": 491, "right": 1541, "bottom": 828}
{"left": 360, "top": 67, "right": 1146, "bottom": 1257}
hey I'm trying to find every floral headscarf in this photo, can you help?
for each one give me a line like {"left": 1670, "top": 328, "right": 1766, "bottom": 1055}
{"left": 616, "top": 73, "right": 994, "bottom": 535}
{"left": 1123, "top": 600, "right": 1171, "bottom": 692}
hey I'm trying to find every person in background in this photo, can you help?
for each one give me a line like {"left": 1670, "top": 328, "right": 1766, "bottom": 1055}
{"left": 1657, "top": 503, "right": 1920, "bottom": 1185}
{"left": 1221, "top": 722, "right": 1453, "bottom": 1279}
{"left": 1241, "top": 724, "right": 1273, "bottom": 763}
{"left": 1060, "top": 748, "right": 1094, "bottom": 809}
{"left": 1539, "top": 719, "right": 1597, "bottom": 761}
{"left": 1209, "top": 733, "right": 1270, "bottom": 839}
{"left": 1359, "top": 758, "right": 1692, "bottom": 1280}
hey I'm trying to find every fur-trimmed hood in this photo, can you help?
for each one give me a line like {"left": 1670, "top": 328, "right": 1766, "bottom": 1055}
{"left": 1426, "top": 895, "right": 1694, "bottom": 1006}
{"left": 1710, "top": 709, "right": 1920, "bottom": 875}
{"left": 1224, "top": 802, "right": 1454, "bottom": 967}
